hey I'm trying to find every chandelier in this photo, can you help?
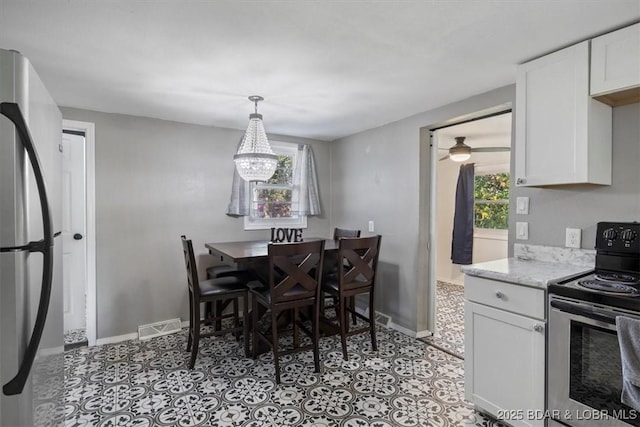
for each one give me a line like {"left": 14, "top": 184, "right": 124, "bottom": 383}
{"left": 233, "top": 95, "right": 278, "bottom": 182}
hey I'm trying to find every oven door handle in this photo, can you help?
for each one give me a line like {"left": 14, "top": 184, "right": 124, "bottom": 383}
{"left": 550, "top": 300, "right": 618, "bottom": 325}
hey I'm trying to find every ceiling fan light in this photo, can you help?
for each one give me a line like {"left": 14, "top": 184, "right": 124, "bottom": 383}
{"left": 449, "top": 152, "right": 471, "bottom": 162}
{"left": 448, "top": 136, "right": 472, "bottom": 162}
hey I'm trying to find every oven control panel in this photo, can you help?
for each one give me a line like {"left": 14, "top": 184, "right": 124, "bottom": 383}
{"left": 596, "top": 221, "right": 639, "bottom": 251}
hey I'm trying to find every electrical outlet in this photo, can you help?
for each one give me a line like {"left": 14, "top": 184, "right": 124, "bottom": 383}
{"left": 368, "top": 221, "right": 375, "bottom": 232}
{"left": 565, "top": 228, "right": 581, "bottom": 248}
{"left": 516, "top": 222, "right": 529, "bottom": 240}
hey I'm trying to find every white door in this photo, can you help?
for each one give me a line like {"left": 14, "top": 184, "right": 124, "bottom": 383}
{"left": 62, "top": 132, "right": 87, "bottom": 332}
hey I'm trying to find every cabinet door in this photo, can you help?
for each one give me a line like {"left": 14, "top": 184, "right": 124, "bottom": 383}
{"left": 591, "top": 23, "right": 640, "bottom": 98}
{"left": 464, "top": 301, "right": 546, "bottom": 427}
{"left": 515, "top": 41, "right": 611, "bottom": 186}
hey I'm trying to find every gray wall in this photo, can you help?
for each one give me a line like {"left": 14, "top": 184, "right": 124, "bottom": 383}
{"left": 61, "top": 93, "right": 638, "bottom": 339}
{"left": 331, "top": 87, "right": 639, "bottom": 335}
{"left": 510, "top": 102, "right": 640, "bottom": 249}
{"left": 61, "top": 107, "right": 331, "bottom": 339}
{"left": 330, "top": 85, "right": 515, "bottom": 333}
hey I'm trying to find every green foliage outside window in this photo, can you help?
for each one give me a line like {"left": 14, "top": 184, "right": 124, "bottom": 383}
{"left": 267, "top": 155, "right": 293, "bottom": 185}
{"left": 255, "top": 155, "right": 294, "bottom": 218}
{"left": 474, "top": 172, "right": 510, "bottom": 230}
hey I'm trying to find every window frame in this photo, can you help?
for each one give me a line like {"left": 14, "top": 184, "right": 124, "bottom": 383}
{"left": 473, "top": 163, "right": 510, "bottom": 239}
{"left": 243, "top": 141, "right": 307, "bottom": 230}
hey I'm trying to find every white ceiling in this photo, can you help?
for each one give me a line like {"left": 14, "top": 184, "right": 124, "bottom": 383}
{"left": 1, "top": 1, "right": 638, "bottom": 141}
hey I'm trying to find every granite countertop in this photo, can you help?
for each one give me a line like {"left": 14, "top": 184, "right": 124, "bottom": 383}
{"left": 460, "top": 257, "right": 593, "bottom": 289}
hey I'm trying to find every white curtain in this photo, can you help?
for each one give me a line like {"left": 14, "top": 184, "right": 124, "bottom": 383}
{"left": 293, "top": 144, "right": 321, "bottom": 216}
{"left": 226, "top": 143, "right": 321, "bottom": 217}
{"left": 226, "top": 166, "right": 251, "bottom": 217}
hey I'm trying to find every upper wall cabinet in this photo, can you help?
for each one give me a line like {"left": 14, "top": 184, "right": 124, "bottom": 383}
{"left": 515, "top": 41, "right": 612, "bottom": 187}
{"left": 591, "top": 23, "right": 640, "bottom": 106}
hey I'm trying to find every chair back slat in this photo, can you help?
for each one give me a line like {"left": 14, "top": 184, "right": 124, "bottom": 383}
{"left": 338, "top": 235, "right": 381, "bottom": 291}
{"left": 181, "top": 235, "right": 200, "bottom": 297}
{"left": 268, "top": 240, "right": 325, "bottom": 304}
{"left": 333, "top": 227, "right": 361, "bottom": 240}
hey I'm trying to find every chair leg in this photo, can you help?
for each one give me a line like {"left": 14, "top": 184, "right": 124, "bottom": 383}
{"left": 189, "top": 301, "right": 201, "bottom": 369}
{"left": 319, "top": 291, "right": 325, "bottom": 317}
{"left": 215, "top": 300, "right": 223, "bottom": 331}
{"left": 339, "top": 296, "right": 349, "bottom": 361}
{"left": 369, "top": 292, "right": 377, "bottom": 352}
{"left": 313, "top": 301, "right": 320, "bottom": 374}
{"left": 233, "top": 297, "right": 240, "bottom": 341}
{"left": 271, "top": 309, "right": 281, "bottom": 384}
{"left": 350, "top": 296, "right": 357, "bottom": 325}
{"left": 186, "top": 290, "right": 193, "bottom": 352}
{"left": 205, "top": 301, "right": 213, "bottom": 322}
{"left": 293, "top": 308, "right": 299, "bottom": 349}
{"left": 344, "top": 296, "right": 351, "bottom": 334}
{"left": 252, "top": 297, "right": 259, "bottom": 359}
{"left": 242, "top": 293, "right": 249, "bottom": 358}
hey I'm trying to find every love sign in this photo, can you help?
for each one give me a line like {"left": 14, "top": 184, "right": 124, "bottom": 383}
{"left": 270, "top": 227, "right": 303, "bottom": 243}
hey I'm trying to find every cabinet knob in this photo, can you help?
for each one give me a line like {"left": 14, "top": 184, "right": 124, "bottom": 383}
{"left": 516, "top": 178, "right": 525, "bottom": 185}
{"left": 533, "top": 324, "right": 544, "bottom": 333}
{"left": 495, "top": 291, "right": 504, "bottom": 299}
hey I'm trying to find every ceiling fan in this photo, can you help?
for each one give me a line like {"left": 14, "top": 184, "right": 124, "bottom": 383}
{"left": 439, "top": 136, "right": 510, "bottom": 162}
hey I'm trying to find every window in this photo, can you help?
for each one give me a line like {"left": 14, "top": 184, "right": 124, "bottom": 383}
{"left": 243, "top": 141, "right": 307, "bottom": 230}
{"left": 474, "top": 170, "right": 509, "bottom": 231}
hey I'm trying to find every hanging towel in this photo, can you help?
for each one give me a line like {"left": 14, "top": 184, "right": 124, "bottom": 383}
{"left": 451, "top": 163, "right": 474, "bottom": 265}
{"left": 616, "top": 315, "right": 640, "bottom": 411}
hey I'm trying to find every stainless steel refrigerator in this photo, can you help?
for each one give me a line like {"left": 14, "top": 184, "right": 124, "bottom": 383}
{"left": 0, "top": 49, "right": 64, "bottom": 426}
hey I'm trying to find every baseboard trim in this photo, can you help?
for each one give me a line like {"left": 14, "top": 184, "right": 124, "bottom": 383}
{"left": 94, "top": 314, "right": 430, "bottom": 346}
{"left": 96, "top": 332, "right": 139, "bottom": 346}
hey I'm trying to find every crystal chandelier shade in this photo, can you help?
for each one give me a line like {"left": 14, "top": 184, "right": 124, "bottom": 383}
{"left": 233, "top": 96, "right": 278, "bottom": 182}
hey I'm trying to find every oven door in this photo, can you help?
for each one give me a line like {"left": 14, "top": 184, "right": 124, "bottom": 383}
{"left": 548, "top": 296, "right": 640, "bottom": 427}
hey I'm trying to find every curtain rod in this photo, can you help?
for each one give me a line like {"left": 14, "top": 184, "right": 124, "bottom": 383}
{"left": 429, "top": 109, "right": 512, "bottom": 133}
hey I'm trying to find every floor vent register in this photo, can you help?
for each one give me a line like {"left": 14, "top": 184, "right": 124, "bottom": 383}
{"left": 138, "top": 318, "right": 182, "bottom": 341}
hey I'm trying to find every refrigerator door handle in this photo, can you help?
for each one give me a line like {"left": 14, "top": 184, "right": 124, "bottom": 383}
{"left": 1, "top": 102, "right": 54, "bottom": 396}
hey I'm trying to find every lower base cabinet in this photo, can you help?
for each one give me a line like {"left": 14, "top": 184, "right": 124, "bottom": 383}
{"left": 464, "top": 278, "right": 546, "bottom": 427}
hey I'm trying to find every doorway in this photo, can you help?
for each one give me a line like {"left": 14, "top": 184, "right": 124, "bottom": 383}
{"left": 62, "top": 120, "right": 96, "bottom": 347}
{"left": 423, "top": 110, "right": 512, "bottom": 358}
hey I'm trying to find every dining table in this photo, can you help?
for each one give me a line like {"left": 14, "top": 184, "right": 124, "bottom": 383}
{"left": 204, "top": 237, "right": 342, "bottom": 342}
{"left": 205, "top": 237, "right": 339, "bottom": 281}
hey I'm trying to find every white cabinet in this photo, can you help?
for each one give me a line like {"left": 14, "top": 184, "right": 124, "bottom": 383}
{"left": 515, "top": 41, "right": 612, "bottom": 187}
{"left": 591, "top": 23, "right": 640, "bottom": 106}
{"left": 464, "top": 276, "right": 546, "bottom": 427}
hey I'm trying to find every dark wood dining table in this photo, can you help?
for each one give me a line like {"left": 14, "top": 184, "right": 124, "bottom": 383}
{"left": 204, "top": 238, "right": 342, "bottom": 342}
{"left": 205, "top": 238, "right": 339, "bottom": 279}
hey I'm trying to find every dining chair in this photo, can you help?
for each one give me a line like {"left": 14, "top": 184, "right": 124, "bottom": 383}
{"left": 321, "top": 235, "right": 381, "bottom": 361}
{"left": 181, "top": 235, "right": 250, "bottom": 369}
{"left": 206, "top": 264, "right": 255, "bottom": 332}
{"left": 250, "top": 239, "right": 325, "bottom": 384}
{"left": 333, "top": 227, "right": 361, "bottom": 240}
{"left": 328, "top": 228, "right": 361, "bottom": 324}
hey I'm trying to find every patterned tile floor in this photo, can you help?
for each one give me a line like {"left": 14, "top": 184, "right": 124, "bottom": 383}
{"left": 55, "top": 319, "right": 506, "bottom": 427}
{"left": 420, "top": 281, "right": 465, "bottom": 359}
{"left": 64, "top": 328, "right": 89, "bottom": 351}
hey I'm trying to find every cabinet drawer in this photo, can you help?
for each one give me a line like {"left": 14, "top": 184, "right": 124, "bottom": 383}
{"left": 464, "top": 275, "right": 545, "bottom": 320}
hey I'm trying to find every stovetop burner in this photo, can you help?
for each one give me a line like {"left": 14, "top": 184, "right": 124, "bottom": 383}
{"left": 576, "top": 279, "right": 640, "bottom": 296}
{"left": 594, "top": 271, "right": 639, "bottom": 284}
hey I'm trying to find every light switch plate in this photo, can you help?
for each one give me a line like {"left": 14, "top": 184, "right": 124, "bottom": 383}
{"left": 516, "top": 196, "right": 529, "bottom": 215}
{"left": 516, "top": 222, "right": 529, "bottom": 240}
{"left": 368, "top": 220, "right": 375, "bottom": 232}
